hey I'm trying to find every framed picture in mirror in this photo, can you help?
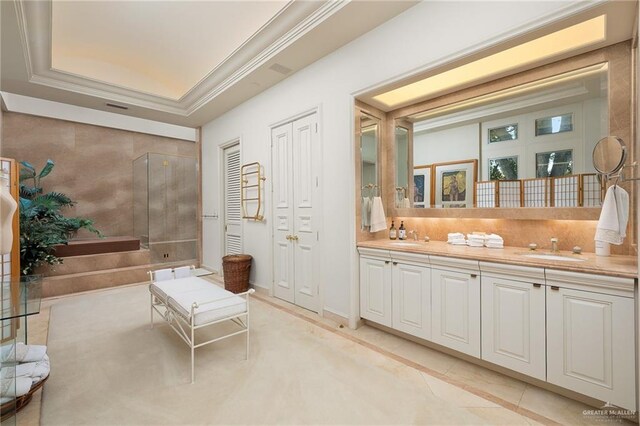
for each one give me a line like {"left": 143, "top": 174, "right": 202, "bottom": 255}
{"left": 433, "top": 159, "right": 477, "bottom": 208}
{"left": 413, "top": 165, "right": 431, "bottom": 208}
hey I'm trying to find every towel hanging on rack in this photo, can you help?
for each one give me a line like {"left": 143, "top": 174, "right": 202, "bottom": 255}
{"left": 369, "top": 196, "right": 387, "bottom": 233}
{"left": 595, "top": 185, "right": 629, "bottom": 245}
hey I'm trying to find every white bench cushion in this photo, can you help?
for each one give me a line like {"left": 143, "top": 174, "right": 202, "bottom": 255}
{"left": 150, "top": 277, "right": 246, "bottom": 326}
{"left": 150, "top": 277, "right": 212, "bottom": 303}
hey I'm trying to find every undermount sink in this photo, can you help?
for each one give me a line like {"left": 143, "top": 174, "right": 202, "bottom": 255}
{"left": 521, "top": 253, "right": 585, "bottom": 262}
{"left": 389, "top": 241, "right": 421, "bottom": 247}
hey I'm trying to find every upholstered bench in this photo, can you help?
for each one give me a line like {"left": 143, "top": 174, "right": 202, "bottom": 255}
{"left": 148, "top": 269, "right": 254, "bottom": 383}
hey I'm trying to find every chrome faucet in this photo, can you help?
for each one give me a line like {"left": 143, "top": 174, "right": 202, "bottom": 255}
{"left": 550, "top": 237, "right": 559, "bottom": 253}
{"left": 408, "top": 230, "right": 418, "bottom": 241}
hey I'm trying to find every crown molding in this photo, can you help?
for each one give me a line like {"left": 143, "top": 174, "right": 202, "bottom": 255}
{"left": 13, "top": 0, "right": 345, "bottom": 117}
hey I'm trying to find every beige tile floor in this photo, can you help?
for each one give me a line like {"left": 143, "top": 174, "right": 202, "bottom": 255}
{"left": 18, "top": 280, "right": 637, "bottom": 425}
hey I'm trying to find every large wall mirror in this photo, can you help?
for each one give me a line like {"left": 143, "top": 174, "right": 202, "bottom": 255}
{"left": 385, "top": 43, "right": 631, "bottom": 219}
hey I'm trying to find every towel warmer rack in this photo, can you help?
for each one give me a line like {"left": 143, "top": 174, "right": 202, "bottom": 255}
{"left": 241, "top": 162, "right": 266, "bottom": 221}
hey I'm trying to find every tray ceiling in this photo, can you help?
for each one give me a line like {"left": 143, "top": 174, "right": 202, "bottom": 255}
{"left": 1, "top": 0, "right": 418, "bottom": 127}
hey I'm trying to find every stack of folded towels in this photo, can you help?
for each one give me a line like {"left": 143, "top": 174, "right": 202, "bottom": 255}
{"left": 485, "top": 234, "right": 504, "bottom": 249}
{"left": 0, "top": 343, "right": 50, "bottom": 403}
{"left": 447, "top": 233, "right": 467, "bottom": 245}
{"left": 466, "top": 233, "right": 486, "bottom": 247}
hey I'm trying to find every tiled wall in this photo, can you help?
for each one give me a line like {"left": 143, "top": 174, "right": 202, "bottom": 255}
{"left": 1, "top": 112, "right": 197, "bottom": 238}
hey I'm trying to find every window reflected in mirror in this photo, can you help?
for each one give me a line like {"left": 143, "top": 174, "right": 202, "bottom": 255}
{"left": 535, "top": 113, "right": 573, "bottom": 136}
{"left": 489, "top": 157, "right": 518, "bottom": 180}
{"left": 489, "top": 124, "right": 518, "bottom": 143}
{"left": 536, "top": 150, "right": 573, "bottom": 178}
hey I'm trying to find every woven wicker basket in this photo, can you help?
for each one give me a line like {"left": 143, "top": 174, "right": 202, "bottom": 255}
{"left": 222, "top": 254, "right": 252, "bottom": 293}
{"left": 0, "top": 375, "right": 48, "bottom": 421}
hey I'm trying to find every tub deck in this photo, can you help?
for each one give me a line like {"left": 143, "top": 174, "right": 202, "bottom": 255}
{"left": 53, "top": 236, "right": 140, "bottom": 257}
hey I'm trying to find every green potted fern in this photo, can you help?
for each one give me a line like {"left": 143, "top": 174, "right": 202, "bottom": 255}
{"left": 19, "top": 160, "right": 101, "bottom": 276}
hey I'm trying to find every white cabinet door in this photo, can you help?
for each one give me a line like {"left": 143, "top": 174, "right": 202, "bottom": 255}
{"left": 392, "top": 262, "right": 431, "bottom": 340}
{"left": 432, "top": 268, "right": 480, "bottom": 357}
{"left": 481, "top": 275, "right": 546, "bottom": 380}
{"left": 547, "top": 286, "right": 635, "bottom": 410}
{"left": 360, "top": 256, "right": 392, "bottom": 327}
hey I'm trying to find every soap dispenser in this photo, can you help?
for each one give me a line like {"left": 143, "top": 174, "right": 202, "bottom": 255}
{"left": 398, "top": 221, "right": 406, "bottom": 240}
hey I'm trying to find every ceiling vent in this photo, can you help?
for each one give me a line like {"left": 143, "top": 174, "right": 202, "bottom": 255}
{"left": 106, "top": 103, "right": 129, "bottom": 110}
{"left": 269, "top": 63, "right": 292, "bottom": 75}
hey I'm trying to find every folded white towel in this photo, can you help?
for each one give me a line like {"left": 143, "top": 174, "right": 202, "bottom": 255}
{"left": 595, "top": 186, "right": 629, "bottom": 245}
{"left": 153, "top": 268, "right": 174, "bottom": 282}
{"left": 369, "top": 197, "right": 387, "bottom": 233}
{"left": 485, "top": 234, "right": 504, "bottom": 242}
{"left": 0, "top": 377, "right": 32, "bottom": 397}
{"left": 31, "top": 354, "right": 50, "bottom": 384}
{"left": 1, "top": 343, "right": 47, "bottom": 363}
{"left": 361, "top": 197, "right": 371, "bottom": 228}
{"left": 1, "top": 363, "right": 36, "bottom": 379}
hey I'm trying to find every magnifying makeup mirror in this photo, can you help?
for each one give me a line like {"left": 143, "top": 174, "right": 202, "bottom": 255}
{"left": 593, "top": 136, "right": 627, "bottom": 176}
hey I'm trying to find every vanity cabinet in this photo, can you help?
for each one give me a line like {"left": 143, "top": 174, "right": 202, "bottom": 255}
{"left": 430, "top": 256, "right": 481, "bottom": 358}
{"left": 479, "top": 262, "right": 546, "bottom": 380}
{"left": 391, "top": 251, "right": 431, "bottom": 340}
{"left": 359, "top": 248, "right": 431, "bottom": 338}
{"left": 545, "top": 269, "right": 636, "bottom": 410}
{"left": 359, "top": 249, "right": 392, "bottom": 327}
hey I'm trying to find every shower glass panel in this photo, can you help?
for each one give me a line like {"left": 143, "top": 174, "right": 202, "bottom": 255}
{"left": 133, "top": 153, "right": 197, "bottom": 264}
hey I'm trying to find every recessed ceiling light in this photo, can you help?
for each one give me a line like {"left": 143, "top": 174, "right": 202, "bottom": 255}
{"left": 373, "top": 15, "right": 607, "bottom": 109}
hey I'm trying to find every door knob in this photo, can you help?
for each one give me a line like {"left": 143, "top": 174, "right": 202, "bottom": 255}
{"left": 285, "top": 235, "right": 292, "bottom": 240}
{"left": 292, "top": 235, "right": 299, "bottom": 241}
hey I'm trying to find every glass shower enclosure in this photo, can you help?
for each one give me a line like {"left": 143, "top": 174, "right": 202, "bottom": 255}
{"left": 133, "top": 153, "right": 197, "bottom": 264}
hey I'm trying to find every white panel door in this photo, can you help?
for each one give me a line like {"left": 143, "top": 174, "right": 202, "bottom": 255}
{"left": 272, "top": 124, "right": 295, "bottom": 303}
{"left": 431, "top": 268, "right": 480, "bottom": 357}
{"left": 360, "top": 256, "right": 392, "bottom": 327}
{"left": 481, "top": 276, "right": 546, "bottom": 380}
{"left": 392, "top": 262, "right": 431, "bottom": 340}
{"left": 547, "top": 287, "right": 636, "bottom": 410}
{"left": 223, "top": 144, "right": 242, "bottom": 256}
{"left": 292, "top": 114, "right": 320, "bottom": 312}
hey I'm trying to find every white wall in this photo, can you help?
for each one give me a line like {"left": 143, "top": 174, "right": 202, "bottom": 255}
{"left": 201, "top": 1, "right": 594, "bottom": 320}
{"left": 414, "top": 124, "right": 480, "bottom": 167}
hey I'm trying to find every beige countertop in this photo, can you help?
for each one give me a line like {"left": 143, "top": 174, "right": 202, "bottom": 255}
{"left": 357, "top": 239, "right": 638, "bottom": 279}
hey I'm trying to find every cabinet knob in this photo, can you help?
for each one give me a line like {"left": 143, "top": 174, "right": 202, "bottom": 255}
{"left": 550, "top": 286, "right": 560, "bottom": 291}
{"left": 470, "top": 274, "right": 477, "bottom": 278}
{"left": 533, "top": 283, "right": 542, "bottom": 288}
{"left": 392, "top": 262, "right": 398, "bottom": 265}
{"left": 384, "top": 260, "right": 390, "bottom": 264}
